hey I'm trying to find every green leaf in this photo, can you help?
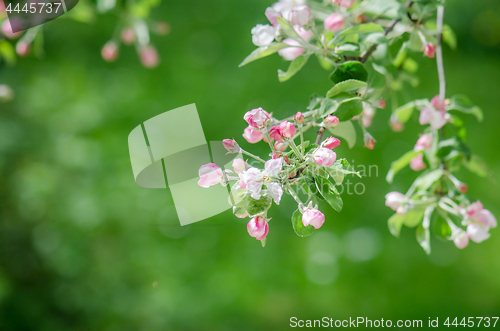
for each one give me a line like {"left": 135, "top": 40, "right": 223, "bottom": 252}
{"left": 291, "top": 209, "right": 314, "bottom": 237}
{"left": 447, "top": 95, "right": 483, "bottom": 122}
{"left": 0, "top": 41, "right": 16, "bottom": 65}
{"left": 364, "top": 32, "right": 388, "bottom": 46}
{"left": 436, "top": 137, "right": 470, "bottom": 161}
{"left": 464, "top": 154, "right": 490, "bottom": 178}
{"left": 261, "top": 237, "right": 267, "bottom": 247}
{"left": 319, "top": 92, "right": 354, "bottom": 117}
{"left": 327, "top": 158, "right": 361, "bottom": 185}
{"left": 333, "top": 97, "right": 363, "bottom": 121}
{"left": 325, "top": 120, "right": 357, "bottom": 149}
{"left": 278, "top": 54, "right": 311, "bottom": 82}
{"left": 386, "top": 150, "right": 421, "bottom": 183}
{"left": 337, "top": 23, "right": 384, "bottom": 39}
{"left": 442, "top": 24, "right": 457, "bottom": 50}
{"left": 434, "top": 217, "right": 452, "bottom": 239}
{"left": 277, "top": 16, "right": 303, "bottom": 40}
{"left": 246, "top": 195, "right": 272, "bottom": 217}
{"left": 329, "top": 61, "right": 368, "bottom": 85}
{"left": 308, "top": 94, "right": 323, "bottom": 110}
{"left": 315, "top": 177, "right": 343, "bottom": 212}
{"left": 388, "top": 214, "right": 404, "bottom": 237}
{"left": 388, "top": 208, "right": 425, "bottom": 237}
{"left": 413, "top": 169, "right": 444, "bottom": 191}
{"left": 327, "top": 79, "right": 367, "bottom": 98}
{"left": 393, "top": 101, "right": 415, "bottom": 123}
{"left": 416, "top": 223, "right": 431, "bottom": 255}
{"left": 239, "top": 43, "right": 290, "bottom": 67}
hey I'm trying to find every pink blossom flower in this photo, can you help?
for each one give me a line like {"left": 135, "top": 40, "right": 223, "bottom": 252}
{"left": 139, "top": 45, "right": 160, "bottom": 68}
{"left": 121, "top": 28, "right": 135, "bottom": 45}
{"left": 232, "top": 159, "right": 248, "bottom": 174}
{"left": 385, "top": 192, "right": 407, "bottom": 212}
{"left": 410, "top": 154, "right": 426, "bottom": 171}
{"left": 247, "top": 216, "right": 269, "bottom": 240}
{"left": 243, "top": 126, "right": 264, "bottom": 143}
{"left": 302, "top": 208, "right": 325, "bottom": 229}
{"left": 101, "top": 42, "right": 119, "bottom": 62}
{"left": 295, "top": 26, "right": 313, "bottom": 42}
{"left": 269, "top": 126, "right": 283, "bottom": 142}
{"left": 453, "top": 230, "right": 469, "bottom": 249}
{"left": 424, "top": 43, "right": 436, "bottom": 58}
{"left": 275, "top": 142, "right": 288, "bottom": 152}
{"left": 198, "top": 163, "right": 223, "bottom": 188}
{"left": 265, "top": 6, "right": 281, "bottom": 26}
{"left": 251, "top": 24, "right": 275, "bottom": 46}
{"left": 362, "top": 115, "right": 373, "bottom": 128}
{"left": 419, "top": 107, "right": 449, "bottom": 129}
{"left": 430, "top": 95, "right": 446, "bottom": 111}
{"left": 467, "top": 223, "right": 491, "bottom": 243}
{"left": 323, "top": 137, "right": 341, "bottom": 149}
{"left": 324, "top": 13, "right": 344, "bottom": 32}
{"left": 466, "top": 201, "right": 497, "bottom": 228}
{"left": 223, "top": 139, "right": 240, "bottom": 153}
{"left": 294, "top": 112, "right": 304, "bottom": 124}
{"left": 244, "top": 107, "right": 271, "bottom": 129}
{"left": 364, "top": 132, "right": 375, "bottom": 150}
{"left": 278, "top": 38, "right": 305, "bottom": 61}
{"left": 312, "top": 147, "right": 337, "bottom": 166}
{"left": 389, "top": 115, "right": 404, "bottom": 132}
{"left": 1, "top": 19, "right": 22, "bottom": 39}
{"left": 278, "top": 121, "right": 296, "bottom": 138}
{"left": 379, "top": 99, "right": 386, "bottom": 108}
{"left": 15, "top": 41, "right": 30, "bottom": 57}
{"left": 414, "top": 134, "right": 433, "bottom": 152}
{"left": 458, "top": 183, "right": 468, "bottom": 194}
{"left": 332, "top": 0, "right": 356, "bottom": 8}
{"left": 324, "top": 115, "right": 339, "bottom": 127}
{"left": 239, "top": 158, "right": 283, "bottom": 204}
{"left": 289, "top": 5, "right": 311, "bottom": 26}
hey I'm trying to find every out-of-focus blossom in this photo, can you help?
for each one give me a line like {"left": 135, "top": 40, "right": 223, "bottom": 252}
{"left": 139, "top": 45, "right": 160, "bottom": 68}
{"left": 430, "top": 95, "right": 446, "bottom": 111}
{"left": 453, "top": 229, "right": 469, "bottom": 249}
{"left": 389, "top": 114, "right": 404, "bottom": 132}
{"left": 324, "top": 13, "right": 344, "bottom": 32}
{"left": 121, "top": 28, "right": 135, "bottom": 45}
{"left": 332, "top": 0, "right": 356, "bottom": 8}
{"left": 278, "top": 38, "right": 305, "bottom": 61}
{"left": 251, "top": 24, "right": 275, "bottom": 47}
{"left": 364, "top": 132, "right": 375, "bottom": 150}
{"left": 289, "top": 5, "right": 311, "bottom": 26}
{"left": 324, "top": 115, "right": 339, "bottom": 127}
{"left": 410, "top": 154, "right": 426, "bottom": 171}
{"left": 419, "top": 107, "right": 449, "bottom": 129}
{"left": 424, "top": 43, "right": 436, "bottom": 58}
{"left": 15, "top": 40, "right": 30, "bottom": 57}
{"left": 101, "top": 41, "right": 119, "bottom": 62}
{"left": 232, "top": 159, "right": 248, "bottom": 174}
{"left": 414, "top": 134, "right": 433, "bottom": 152}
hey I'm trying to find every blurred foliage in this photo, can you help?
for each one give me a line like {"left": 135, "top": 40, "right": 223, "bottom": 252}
{"left": 0, "top": 0, "right": 500, "bottom": 330}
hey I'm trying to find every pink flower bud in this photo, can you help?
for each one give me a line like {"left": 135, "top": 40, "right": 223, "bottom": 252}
{"left": 278, "top": 121, "right": 296, "bottom": 138}
{"left": 362, "top": 115, "right": 372, "bottom": 128}
{"left": 302, "top": 208, "right": 325, "bottom": 229}
{"left": 414, "top": 134, "right": 433, "bottom": 152}
{"left": 139, "top": 45, "right": 160, "bottom": 69}
{"left": 153, "top": 21, "right": 171, "bottom": 35}
{"left": 101, "top": 42, "right": 119, "bottom": 62}
{"left": 222, "top": 139, "right": 240, "bottom": 153}
{"left": 251, "top": 24, "right": 275, "bottom": 47}
{"left": 324, "top": 13, "right": 344, "bottom": 32}
{"left": 424, "top": 43, "right": 436, "bottom": 58}
{"left": 121, "top": 28, "right": 135, "bottom": 45}
{"left": 419, "top": 107, "right": 449, "bottom": 129}
{"left": 364, "top": 133, "right": 375, "bottom": 150}
{"left": 324, "top": 115, "right": 339, "bottom": 127}
{"left": 323, "top": 137, "right": 341, "bottom": 149}
{"left": 379, "top": 99, "right": 386, "bottom": 108}
{"left": 459, "top": 183, "right": 468, "bottom": 194}
{"left": 265, "top": 6, "right": 280, "bottom": 26}
{"left": 273, "top": 152, "right": 290, "bottom": 165}
{"left": 278, "top": 38, "right": 305, "bottom": 61}
{"left": 312, "top": 147, "right": 337, "bottom": 166}
{"left": 430, "top": 95, "right": 446, "bottom": 111}
{"left": 243, "top": 126, "right": 264, "bottom": 143}
{"left": 289, "top": 5, "right": 311, "bottom": 26}
{"left": 244, "top": 107, "right": 271, "bottom": 129}
{"left": 410, "top": 154, "right": 426, "bottom": 171}
{"left": 198, "top": 163, "right": 223, "bottom": 188}
{"left": 247, "top": 216, "right": 269, "bottom": 240}
{"left": 1, "top": 19, "right": 22, "bottom": 39}
{"left": 453, "top": 230, "right": 469, "bottom": 249}
{"left": 385, "top": 192, "right": 406, "bottom": 212}
{"left": 232, "top": 158, "right": 248, "bottom": 174}
{"left": 15, "top": 41, "right": 30, "bottom": 57}
{"left": 332, "top": 0, "right": 356, "bottom": 8}
{"left": 294, "top": 112, "right": 305, "bottom": 125}
{"left": 269, "top": 126, "right": 283, "bottom": 142}
{"left": 295, "top": 26, "right": 313, "bottom": 42}
{"left": 389, "top": 115, "right": 404, "bottom": 132}
{"left": 275, "top": 142, "right": 288, "bottom": 152}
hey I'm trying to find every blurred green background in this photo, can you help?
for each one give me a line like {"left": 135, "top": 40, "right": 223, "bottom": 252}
{"left": 1, "top": 0, "right": 500, "bottom": 330}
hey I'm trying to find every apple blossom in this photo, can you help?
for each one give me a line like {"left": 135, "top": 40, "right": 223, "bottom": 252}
{"left": 278, "top": 39, "right": 305, "bottom": 61}
{"left": 15, "top": 41, "right": 30, "bottom": 57}
{"left": 302, "top": 208, "right": 325, "bottom": 229}
{"left": 198, "top": 163, "right": 224, "bottom": 188}
{"left": 466, "top": 201, "right": 497, "bottom": 228}
{"left": 324, "top": 115, "right": 339, "bottom": 127}
{"left": 363, "top": 132, "right": 375, "bottom": 150}
{"left": 251, "top": 24, "right": 276, "bottom": 47}
{"left": 244, "top": 108, "right": 271, "bottom": 129}
{"left": 419, "top": 107, "right": 449, "bottom": 129}
{"left": 232, "top": 159, "right": 248, "bottom": 174}
{"left": 247, "top": 216, "right": 269, "bottom": 240}
{"left": 410, "top": 154, "right": 426, "bottom": 171}
{"left": 332, "top": 0, "right": 355, "bottom": 8}
{"left": 139, "top": 45, "right": 160, "bottom": 68}
{"left": 312, "top": 147, "right": 337, "bottom": 166}
{"left": 239, "top": 158, "right": 283, "bottom": 204}
{"left": 414, "top": 134, "right": 433, "bottom": 152}
{"left": 295, "top": 26, "right": 313, "bottom": 42}
{"left": 453, "top": 230, "right": 469, "bottom": 249}
{"left": 294, "top": 112, "right": 304, "bottom": 124}
{"left": 265, "top": 7, "right": 281, "bottom": 26}
{"left": 424, "top": 43, "right": 436, "bottom": 58}
{"left": 467, "top": 223, "right": 491, "bottom": 243}
{"left": 101, "top": 42, "right": 119, "bottom": 62}
{"left": 389, "top": 114, "right": 404, "bottom": 132}
{"left": 269, "top": 126, "right": 284, "bottom": 142}
{"left": 278, "top": 121, "right": 296, "bottom": 138}
{"left": 323, "top": 137, "right": 341, "bottom": 149}
{"left": 385, "top": 192, "right": 406, "bottom": 212}
{"left": 430, "top": 95, "right": 446, "bottom": 111}
{"left": 223, "top": 139, "right": 240, "bottom": 153}
{"left": 289, "top": 5, "right": 311, "bottom": 26}
{"left": 121, "top": 28, "right": 135, "bottom": 45}
{"left": 275, "top": 142, "right": 288, "bottom": 152}
{"left": 324, "top": 13, "right": 344, "bottom": 32}
{"left": 243, "top": 126, "right": 264, "bottom": 143}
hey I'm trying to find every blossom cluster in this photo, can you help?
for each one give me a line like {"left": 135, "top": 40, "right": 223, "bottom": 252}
{"left": 198, "top": 107, "right": 359, "bottom": 245}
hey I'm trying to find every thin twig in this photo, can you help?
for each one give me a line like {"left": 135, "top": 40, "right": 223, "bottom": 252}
{"left": 436, "top": 5, "right": 446, "bottom": 101}
{"left": 315, "top": 127, "right": 325, "bottom": 145}
{"left": 360, "top": 0, "right": 414, "bottom": 63}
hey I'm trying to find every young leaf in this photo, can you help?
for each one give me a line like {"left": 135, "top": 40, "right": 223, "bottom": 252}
{"left": 246, "top": 195, "right": 273, "bottom": 217}
{"left": 336, "top": 23, "right": 384, "bottom": 39}
{"left": 386, "top": 150, "right": 421, "bottom": 183}
{"left": 308, "top": 94, "right": 323, "bottom": 110}
{"left": 329, "top": 61, "right": 368, "bottom": 84}
{"left": 463, "top": 154, "right": 490, "bottom": 178}
{"left": 239, "top": 43, "right": 290, "bottom": 67}
{"left": 278, "top": 54, "right": 311, "bottom": 82}
{"left": 0, "top": 41, "right": 16, "bottom": 65}
{"left": 413, "top": 169, "right": 444, "bottom": 192}
{"left": 277, "top": 16, "right": 304, "bottom": 41}
{"left": 388, "top": 209, "right": 426, "bottom": 238}
{"left": 434, "top": 217, "right": 452, "bottom": 240}
{"left": 447, "top": 95, "right": 483, "bottom": 122}
{"left": 315, "top": 177, "right": 343, "bottom": 212}
{"left": 327, "top": 158, "right": 361, "bottom": 185}
{"left": 291, "top": 209, "right": 314, "bottom": 237}
{"left": 325, "top": 120, "right": 357, "bottom": 149}
{"left": 416, "top": 224, "right": 431, "bottom": 255}
{"left": 393, "top": 101, "right": 415, "bottom": 123}
{"left": 327, "top": 79, "right": 367, "bottom": 98}
{"left": 388, "top": 213, "right": 404, "bottom": 237}
{"left": 332, "top": 98, "right": 363, "bottom": 121}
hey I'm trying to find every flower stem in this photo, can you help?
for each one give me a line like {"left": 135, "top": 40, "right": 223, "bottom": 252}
{"left": 286, "top": 184, "right": 305, "bottom": 211}
{"left": 289, "top": 139, "right": 304, "bottom": 162}
{"left": 263, "top": 132, "right": 277, "bottom": 154}
{"left": 298, "top": 124, "right": 305, "bottom": 154}
{"left": 241, "top": 150, "right": 265, "bottom": 163}
{"left": 436, "top": 5, "right": 446, "bottom": 101}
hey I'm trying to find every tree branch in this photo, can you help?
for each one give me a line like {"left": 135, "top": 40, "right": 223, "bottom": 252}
{"left": 360, "top": 0, "right": 414, "bottom": 63}
{"left": 315, "top": 127, "right": 325, "bottom": 145}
